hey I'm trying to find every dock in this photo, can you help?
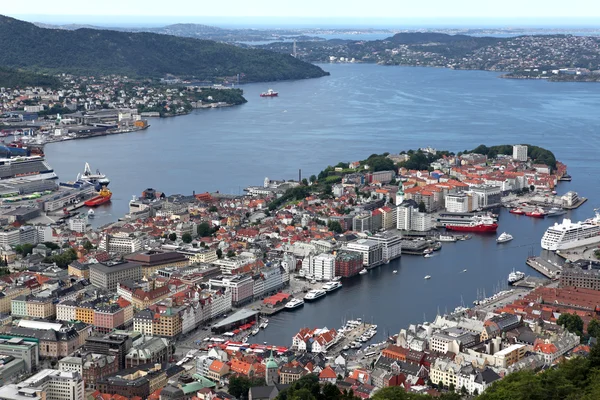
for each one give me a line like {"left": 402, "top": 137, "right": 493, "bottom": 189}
{"left": 526, "top": 256, "right": 562, "bottom": 279}
{"left": 511, "top": 275, "right": 551, "bottom": 288}
{"left": 326, "top": 323, "right": 375, "bottom": 356}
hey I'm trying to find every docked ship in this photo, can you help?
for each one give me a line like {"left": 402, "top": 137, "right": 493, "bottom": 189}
{"left": 525, "top": 208, "right": 546, "bottom": 218}
{"left": 0, "top": 154, "right": 58, "bottom": 183}
{"left": 508, "top": 270, "right": 525, "bottom": 285}
{"left": 446, "top": 215, "right": 498, "bottom": 233}
{"left": 80, "top": 162, "right": 110, "bottom": 189}
{"left": 322, "top": 281, "right": 342, "bottom": 292}
{"left": 509, "top": 208, "right": 525, "bottom": 215}
{"left": 437, "top": 234, "right": 457, "bottom": 242}
{"left": 84, "top": 187, "right": 112, "bottom": 207}
{"left": 541, "top": 212, "right": 600, "bottom": 251}
{"left": 260, "top": 89, "right": 278, "bottom": 97}
{"left": 496, "top": 232, "right": 513, "bottom": 243}
{"left": 285, "top": 298, "right": 305, "bottom": 309}
{"left": 304, "top": 289, "right": 326, "bottom": 302}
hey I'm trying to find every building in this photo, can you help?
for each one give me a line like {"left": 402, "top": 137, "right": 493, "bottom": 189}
{"left": 445, "top": 192, "right": 475, "bottom": 213}
{"left": 56, "top": 301, "right": 77, "bottom": 322}
{"left": 397, "top": 201, "right": 432, "bottom": 232}
{"left": 89, "top": 261, "right": 142, "bottom": 291}
{"left": 67, "top": 262, "right": 90, "bottom": 279}
{"left": 352, "top": 213, "right": 372, "bottom": 233}
{"left": 469, "top": 186, "right": 502, "bottom": 208}
{"left": 335, "top": 251, "right": 363, "bottom": 278}
{"left": 302, "top": 253, "right": 336, "bottom": 281}
{"left": 178, "top": 248, "right": 218, "bottom": 264}
{"left": 493, "top": 344, "right": 527, "bottom": 368}
{"left": 26, "top": 297, "right": 56, "bottom": 319}
{"left": 208, "top": 275, "right": 254, "bottom": 306}
{"left": 0, "top": 336, "right": 39, "bottom": 376}
{"left": 346, "top": 239, "right": 383, "bottom": 268}
{"left": 0, "top": 286, "right": 30, "bottom": 314}
{"left": 96, "top": 363, "right": 165, "bottom": 399}
{"left": 79, "top": 353, "right": 119, "bottom": 389}
{"left": 125, "top": 336, "right": 171, "bottom": 368}
{"left": 560, "top": 266, "right": 600, "bottom": 290}
{"left": 10, "top": 296, "right": 28, "bottom": 318}
{"left": 279, "top": 364, "right": 307, "bottom": 384}
{"left": 68, "top": 215, "right": 88, "bottom": 233}
{"left": 457, "top": 366, "right": 501, "bottom": 396}
{"left": 98, "top": 232, "right": 142, "bottom": 254}
{"left": 9, "top": 321, "right": 90, "bottom": 359}
{"left": 513, "top": 145, "right": 528, "bottom": 162}
{"left": 124, "top": 250, "right": 189, "bottom": 277}
{"left": 366, "top": 170, "right": 394, "bottom": 184}
{"left": 370, "top": 232, "right": 402, "bottom": 262}
{"left": 84, "top": 334, "right": 132, "bottom": 370}
{"left": 0, "top": 369, "right": 84, "bottom": 400}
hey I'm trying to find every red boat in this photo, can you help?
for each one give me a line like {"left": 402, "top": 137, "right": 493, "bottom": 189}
{"left": 525, "top": 208, "right": 546, "bottom": 218}
{"left": 260, "top": 89, "right": 278, "bottom": 97}
{"left": 446, "top": 215, "right": 498, "bottom": 233}
{"left": 509, "top": 208, "right": 525, "bottom": 215}
{"left": 84, "top": 187, "right": 112, "bottom": 207}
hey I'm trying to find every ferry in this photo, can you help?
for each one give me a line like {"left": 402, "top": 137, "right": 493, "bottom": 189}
{"left": 359, "top": 268, "right": 368, "bottom": 275}
{"left": 508, "top": 270, "right": 525, "bottom": 285}
{"left": 541, "top": 211, "right": 600, "bottom": 251}
{"left": 304, "top": 289, "right": 326, "bottom": 302}
{"left": 260, "top": 89, "right": 278, "bottom": 97}
{"left": 445, "top": 215, "right": 498, "bottom": 233}
{"left": 285, "top": 298, "right": 305, "bottom": 309}
{"left": 496, "top": 232, "right": 513, "bottom": 243}
{"left": 322, "top": 281, "right": 342, "bottom": 292}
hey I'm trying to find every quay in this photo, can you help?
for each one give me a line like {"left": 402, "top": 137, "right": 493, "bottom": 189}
{"left": 326, "top": 323, "right": 376, "bottom": 356}
{"left": 526, "top": 256, "right": 562, "bottom": 279}
{"left": 511, "top": 275, "right": 551, "bottom": 288}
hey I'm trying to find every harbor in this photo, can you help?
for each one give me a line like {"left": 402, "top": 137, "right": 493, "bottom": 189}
{"left": 525, "top": 256, "right": 563, "bottom": 279}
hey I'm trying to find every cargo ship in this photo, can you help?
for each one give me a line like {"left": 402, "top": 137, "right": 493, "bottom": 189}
{"left": 84, "top": 187, "right": 112, "bottom": 207}
{"left": 260, "top": 89, "right": 278, "bottom": 97}
{"left": 446, "top": 215, "right": 498, "bottom": 233}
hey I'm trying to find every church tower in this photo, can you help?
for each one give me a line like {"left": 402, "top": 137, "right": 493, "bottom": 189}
{"left": 265, "top": 351, "right": 279, "bottom": 386}
{"left": 396, "top": 181, "right": 405, "bottom": 204}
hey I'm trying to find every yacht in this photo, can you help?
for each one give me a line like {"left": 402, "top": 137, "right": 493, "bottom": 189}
{"left": 322, "top": 281, "right": 343, "bottom": 292}
{"left": 541, "top": 211, "right": 600, "bottom": 251}
{"left": 508, "top": 270, "right": 525, "bottom": 285}
{"left": 304, "top": 289, "right": 326, "bottom": 301}
{"left": 251, "top": 328, "right": 259, "bottom": 335}
{"left": 392, "top": 270, "right": 398, "bottom": 274}
{"left": 260, "top": 322, "right": 268, "bottom": 329}
{"left": 438, "top": 234, "right": 457, "bottom": 242}
{"left": 424, "top": 275, "right": 431, "bottom": 280}
{"left": 496, "top": 232, "right": 514, "bottom": 243}
{"left": 285, "top": 298, "right": 305, "bottom": 309}
{"left": 359, "top": 268, "right": 368, "bottom": 275}
{"left": 547, "top": 207, "right": 566, "bottom": 217}
{"left": 424, "top": 253, "right": 433, "bottom": 258}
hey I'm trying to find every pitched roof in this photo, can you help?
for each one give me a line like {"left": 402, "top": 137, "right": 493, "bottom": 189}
{"left": 319, "top": 366, "right": 337, "bottom": 379}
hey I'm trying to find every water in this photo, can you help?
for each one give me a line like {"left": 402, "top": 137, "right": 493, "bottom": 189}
{"left": 44, "top": 63, "right": 600, "bottom": 345}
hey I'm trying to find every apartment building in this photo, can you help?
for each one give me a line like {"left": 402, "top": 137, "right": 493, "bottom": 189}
{"left": 125, "top": 250, "right": 189, "bottom": 277}
{"left": 89, "top": 260, "right": 142, "bottom": 291}
{"left": 208, "top": 275, "right": 254, "bottom": 306}
{"left": 98, "top": 232, "right": 142, "bottom": 254}
{"left": 0, "top": 369, "right": 84, "bottom": 400}
{"left": 346, "top": 239, "right": 383, "bottom": 267}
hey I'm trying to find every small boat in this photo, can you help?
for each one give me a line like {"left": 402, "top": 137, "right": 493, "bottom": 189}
{"left": 260, "top": 322, "right": 268, "bottom": 329}
{"left": 423, "top": 248, "right": 433, "bottom": 254}
{"left": 424, "top": 275, "right": 431, "bottom": 280}
{"left": 87, "top": 209, "right": 95, "bottom": 218}
{"left": 359, "top": 268, "right": 368, "bottom": 275}
{"left": 462, "top": 269, "right": 467, "bottom": 273}
{"left": 496, "top": 232, "right": 513, "bottom": 243}
{"left": 424, "top": 253, "right": 433, "bottom": 258}
{"left": 251, "top": 328, "right": 259, "bottom": 335}
{"left": 260, "top": 89, "right": 278, "bottom": 97}
{"left": 310, "top": 279, "right": 317, "bottom": 284}
{"left": 509, "top": 208, "right": 525, "bottom": 215}
{"left": 343, "top": 345, "right": 350, "bottom": 350}
{"left": 392, "top": 270, "right": 397, "bottom": 274}
{"left": 438, "top": 235, "right": 457, "bottom": 242}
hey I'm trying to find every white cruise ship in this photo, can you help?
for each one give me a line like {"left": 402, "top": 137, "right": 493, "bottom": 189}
{"left": 304, "top": 289, "right": 326, "bottom": 301}
{"left": 541, "top": 212, "right": 600, "bottom": 251}
{"left": 322, "top": 281, "right": 342, "bottom": 292}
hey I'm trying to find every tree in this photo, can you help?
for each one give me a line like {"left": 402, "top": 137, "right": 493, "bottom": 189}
{"left": 208, "top": 205, "right": 218, "bottom": 213}
{"left": 589, "top": 319, "right": 600, "bottom": 338}
{"left": 182, "top": 233, "right": 192, "bottom": 243}
{"left": 228, "top": 376, "right": 266, "bottom": 400}
{"left": 418, "top": 201, "right": 427, "bottom": 213}
{"left": 197, "top": 222, "right": 213, "bottom": 237}
{"left": 200, "top": 241, "right": 206, "bottom": 248}
{"left": 557, "top": 313, "right": 584, "bottom": 336}
{"left": 461, "top": 386, "right": 467, "bottom": 396}
{"left": 449, "top": 383, "right": 455, "bottom": 392}
{"left": 309, "top": 175, "right": 317, "bottom": 183}
{"left": 83, "top": 240, "right": 94, "bottom": 251}
{"left": 43, "top": 242, "right": 60, "bottom": 250}
{"left": 227, "top": 250, "right": 235, "bottom": 258}
{"left": 168, "top": 233, "right": 177, "bottom": 241}
{"left": 302, "top": 178, "right": 309, "bottom": 186}
{"left": 327, "top": 220, "right": 343, "bottom": 234}
{"left": 216, "top": 248, "right": 223, "bottom": 259}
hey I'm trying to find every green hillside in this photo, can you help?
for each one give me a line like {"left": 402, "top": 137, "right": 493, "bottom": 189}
{"left": 0, "top": 15, "right": 329, "bottom": 82}
{"left": 0, "top": 67, "right": 60, "bottom": 88}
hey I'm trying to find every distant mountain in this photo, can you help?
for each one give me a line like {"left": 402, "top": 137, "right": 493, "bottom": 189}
{"left": 0, "top": 16, "right": 328, "bottom": 82}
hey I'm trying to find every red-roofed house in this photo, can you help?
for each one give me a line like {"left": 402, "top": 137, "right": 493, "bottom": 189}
{"left": 230, "top": 359, "right": 255, "bottom": 377}
{"left": 207, "top": 359, "right": 230, "bottom": 381}
{"left": 319, "top": 366, "right": 337, "bottom": 383}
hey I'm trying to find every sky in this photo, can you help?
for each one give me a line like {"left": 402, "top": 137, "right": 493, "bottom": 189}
{"left": 4, "top": 0, "right": 600, "bottom": 26}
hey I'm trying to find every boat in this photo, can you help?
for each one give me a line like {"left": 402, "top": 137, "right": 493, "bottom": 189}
{"left": 84, "top": 187, "right": 112, "bottom": 207}
{"left": 343, "top": 345, "right": 350, "bottom": 350}
{"left": 322, "top": 281, "right": 343, "bottom": 292}
{"left": 446, "top": 215, "right": 498, "bottom": 233}
{"left": 251, "top": 328, "right": 259, "bottom": 335}
{"left": 392, "top": 270, "right": 397, "bottom": 274}
{"left": 310, "top": 279, "right": 317, "bottom": 284}
{"left": 496, "top": 232, "right": 514, "bottom": 243}
{"left": 424, "top": 275, "right": 431, "bottom": 280}
{"left": 80, "top": 162, "right": 110, "bottom": 188}
{"left": 509, "top": 208, "right": 526, "bottom": 215}
{"left": 462, "top": 269, "right": 467, "bottom": 273}
{"left": 87, "top": 209, "right": 95, "bottom": 218}
{"left": 359, "top": 268, "right": 368, "bottom": 275}
{"left": 423, "top": 248, "right": 433, "bottom": 254}
{"left": 547, "top": 207, "right": 566, "bottom": 217}
{"left": 260, "top": 322, "right": 268, "bottom": 329}
{"left": 541, "top": 211, "right": 600, "bottom": 251}
{"left": 260, "top": 89, "right": 278, "bottom": 97}
{"left": 438, "top": 234, "right": 457, "bottom": 242}
{"left": 304, "top": 289, "right": 326, "bottom": 301}
{"left": 508, "top": 270, "right": 525, "bottom": 285}
{"left": 0, "top": 154, "right": 58, "bottom": 183}
{"left": 525, "top": 208, "right": 546, "bottom": 218}
{"left": 424, "top": 253, "right": 433, "bottom": 258}
{"left": 285, "top": 298, "right": 305, "bottom": 309}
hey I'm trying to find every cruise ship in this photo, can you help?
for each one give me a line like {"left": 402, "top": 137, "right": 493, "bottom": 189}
{"left": 0, "top": 155, "right": 58, "bottom": 183}
{"left": 285, "top": 298, "right": 305, "bottom": 309}
{"left": 322, "top": 281, "right": 342, "bottom": 292}
{"left": 304, "top": 289, "right": 326, "bottom": 301}
{"left": 541, "top": 212, "right": 600, "bottom": 251}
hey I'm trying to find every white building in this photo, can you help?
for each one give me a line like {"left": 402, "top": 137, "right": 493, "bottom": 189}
{"left": 98, "top": 232, "right": 142, "bottom": 254}
{"left": 0, "top": 369, "right": 84, "bottom": 400}
{"left": 513, "top": 145, "right": 528, "bottom": 162}
{"left": 445, "top": 193, "right": 470, "bottom": 213}
{"left": 56, "top": 301, "right": 77, "bottom": 322}
{"left": 213, "top": 256, "right": 254, "bottom": 275}
{"left": 345, "top": 239, "right": 383, "bottom": 267}
{"left": 370, "top": 232, "right": 402, "bottom": 262}
{"left": 397, "top": 203, "right": 432, "bottom": 232}
{"left": 68, "top": 215, "right": 88, "bottom": 233}
{"left": 302, "top": 253, "right": 336, "bottom": 281}
{"left": 58, "top": 357, "right": 83, "bottom": 374}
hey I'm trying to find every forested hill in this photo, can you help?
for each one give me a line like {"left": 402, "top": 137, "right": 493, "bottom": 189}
{"left": 0, "top": 15, "right": 329, "bottom": 82}
{"left": 0, "top": 67, "right": 60, "bottom": 88}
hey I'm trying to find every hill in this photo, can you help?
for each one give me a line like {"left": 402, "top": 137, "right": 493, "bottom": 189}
{"left": 0, "top": 15, "right": 329, "bottom": 82}
{"left": 0, "top": 67, "right": 60, "bottom": 88}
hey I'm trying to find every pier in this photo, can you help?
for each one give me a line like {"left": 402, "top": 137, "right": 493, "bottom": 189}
{"left": 526, "top": 256, "right": 562, "bottom": 279}
{"left": 326, "top": 323, "right": 376, "bottom": 356}
{"left": 511, "top": 275, "right": 551, "bottom": 288}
